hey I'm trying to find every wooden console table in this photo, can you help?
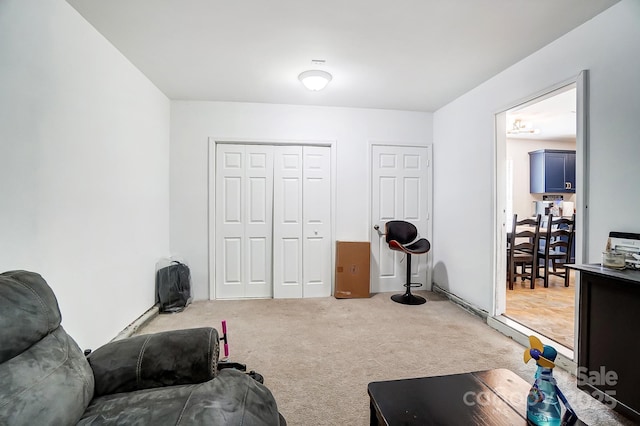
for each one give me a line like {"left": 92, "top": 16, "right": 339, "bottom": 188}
{"left": 569, "top": 264, "right": 640, "bottom": 422}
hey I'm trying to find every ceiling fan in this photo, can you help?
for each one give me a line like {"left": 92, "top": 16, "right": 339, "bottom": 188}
{"left": 508, "top": 118, "right": 541, "bottom": 135}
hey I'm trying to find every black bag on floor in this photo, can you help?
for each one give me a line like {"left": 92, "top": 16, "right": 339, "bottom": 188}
{"left": 155, "top": 261, "right": 192, "bottom": 313}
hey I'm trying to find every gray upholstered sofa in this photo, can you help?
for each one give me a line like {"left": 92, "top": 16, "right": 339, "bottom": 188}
{"left": 0, "top": 270, "right": 284, "bottom": 425}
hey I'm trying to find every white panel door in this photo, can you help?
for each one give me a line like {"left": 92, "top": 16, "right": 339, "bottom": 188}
{"left": 371, "top": 145, "right": 431, "bottom": 293}
{"left": 216, "top": 143, "right": 331, "bottom": 300}
{"left": 245, "top": 145, "right": 274, "bottom": 298}
{"left": 273, "top": 146, "right": 303, "bottom": 298}
{"left": 216, "top": 144, "right": 246, "bottom": 299}
{"left": 302, "top": 146, "right": 331, "bottom": 298}
{"left": 216, "top": 144, "right": 273, "bottom": 299}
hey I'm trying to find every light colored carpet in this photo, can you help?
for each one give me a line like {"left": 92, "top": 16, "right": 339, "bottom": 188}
{"left": 137, "top": 291, "right": 632, "bottom": 425}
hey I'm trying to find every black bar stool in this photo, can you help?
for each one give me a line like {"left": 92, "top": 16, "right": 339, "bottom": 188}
{"left": 377, "top": 220, "right": 431, "bottom": 305}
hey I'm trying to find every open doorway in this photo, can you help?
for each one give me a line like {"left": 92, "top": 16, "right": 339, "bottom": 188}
{"left": 504, "top": 84, "right": 577, "bottom": 350}
{"left": 491, "top": 72, "right": 588, "bottom": 365}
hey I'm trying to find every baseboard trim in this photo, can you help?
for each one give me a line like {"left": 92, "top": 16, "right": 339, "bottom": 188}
{"left": 432, "top": 283, "right": 488, "bottom": 320}
{"left": 433, "top": 284, "right": 577, "bottom": 375}
{"left": 487, "top": 315, "right": 576, "bottom": 374}
{"left": 112, "top": 305, "right": 159, "bottom": 342}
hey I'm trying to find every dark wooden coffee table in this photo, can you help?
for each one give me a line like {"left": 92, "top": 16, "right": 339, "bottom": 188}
{"left": 368, "top": 368, "right": 584, "bottom": 425}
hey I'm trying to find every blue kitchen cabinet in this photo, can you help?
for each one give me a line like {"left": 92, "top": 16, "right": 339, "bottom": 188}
{"left": 529, "top": 149, "right": 576, "bottom": 193}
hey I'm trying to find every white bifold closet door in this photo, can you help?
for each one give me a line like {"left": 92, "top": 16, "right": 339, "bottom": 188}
{"left": 216, "top": 144, "right": 274, "bottom": 299}
{"left": 272, "top": 146, "right": 331, "bottom": 298}
{"left": 216, "top": 144, "right": 331, "bottom": 299}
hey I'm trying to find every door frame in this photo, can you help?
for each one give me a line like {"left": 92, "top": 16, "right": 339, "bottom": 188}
{"left": 368, "top": 142, "right": 434, "bottom": 294}
{"left": 490, "top": 71, "right": 589, "bottom": 362}
{"left": 208, "top": 137, "right": 337, "bottom": 300}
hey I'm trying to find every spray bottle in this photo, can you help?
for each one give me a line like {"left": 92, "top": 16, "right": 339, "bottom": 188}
{"left": 524, "top": 336, "right": 577, "bottom": 426}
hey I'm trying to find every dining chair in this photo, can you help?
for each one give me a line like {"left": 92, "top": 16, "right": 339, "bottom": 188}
{"left": 536, "top": 213, "right": 575, "bottom": 288}
{"left": 508, "top": 214, "right": 541, "bottom": 290}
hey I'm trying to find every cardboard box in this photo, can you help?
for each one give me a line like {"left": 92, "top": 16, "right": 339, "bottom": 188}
{"left": 335, "top": 241, "right": 371, "bottom": 298}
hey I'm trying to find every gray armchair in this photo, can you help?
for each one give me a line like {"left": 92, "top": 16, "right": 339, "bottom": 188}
{"left": 0, "top": 270, "right": 284, "bottom": 425}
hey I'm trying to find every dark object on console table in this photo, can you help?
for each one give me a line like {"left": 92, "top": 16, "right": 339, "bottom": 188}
{"left": 0, "top": 270, "right": 284, "bottom": 425}
{"left": 568, "top": 264, "right": 640, "bottom": 423}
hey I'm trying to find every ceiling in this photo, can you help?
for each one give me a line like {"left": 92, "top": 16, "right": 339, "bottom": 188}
{"left": 66, "top": 0, "right": 619, "bottom": 112}
{"left": 507, "top": 85, "right": 577, "bottom": 142}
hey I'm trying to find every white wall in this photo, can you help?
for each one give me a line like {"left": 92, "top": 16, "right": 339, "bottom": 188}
{"left": 507, "top": 138, "right": 576, "bottom": 219}
{"left": 433, "top": 0, "right": 640, "bottom": 311}
{"left": 0, "top": 0, "right": 170, "bottom": 349}
{"left": 170, "top": 102, "right": 432, "bottom": 299}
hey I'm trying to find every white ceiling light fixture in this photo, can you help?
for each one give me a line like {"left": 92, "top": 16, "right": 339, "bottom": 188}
{"left": 298, "top": 70, "right": 332, "bottom": 91}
